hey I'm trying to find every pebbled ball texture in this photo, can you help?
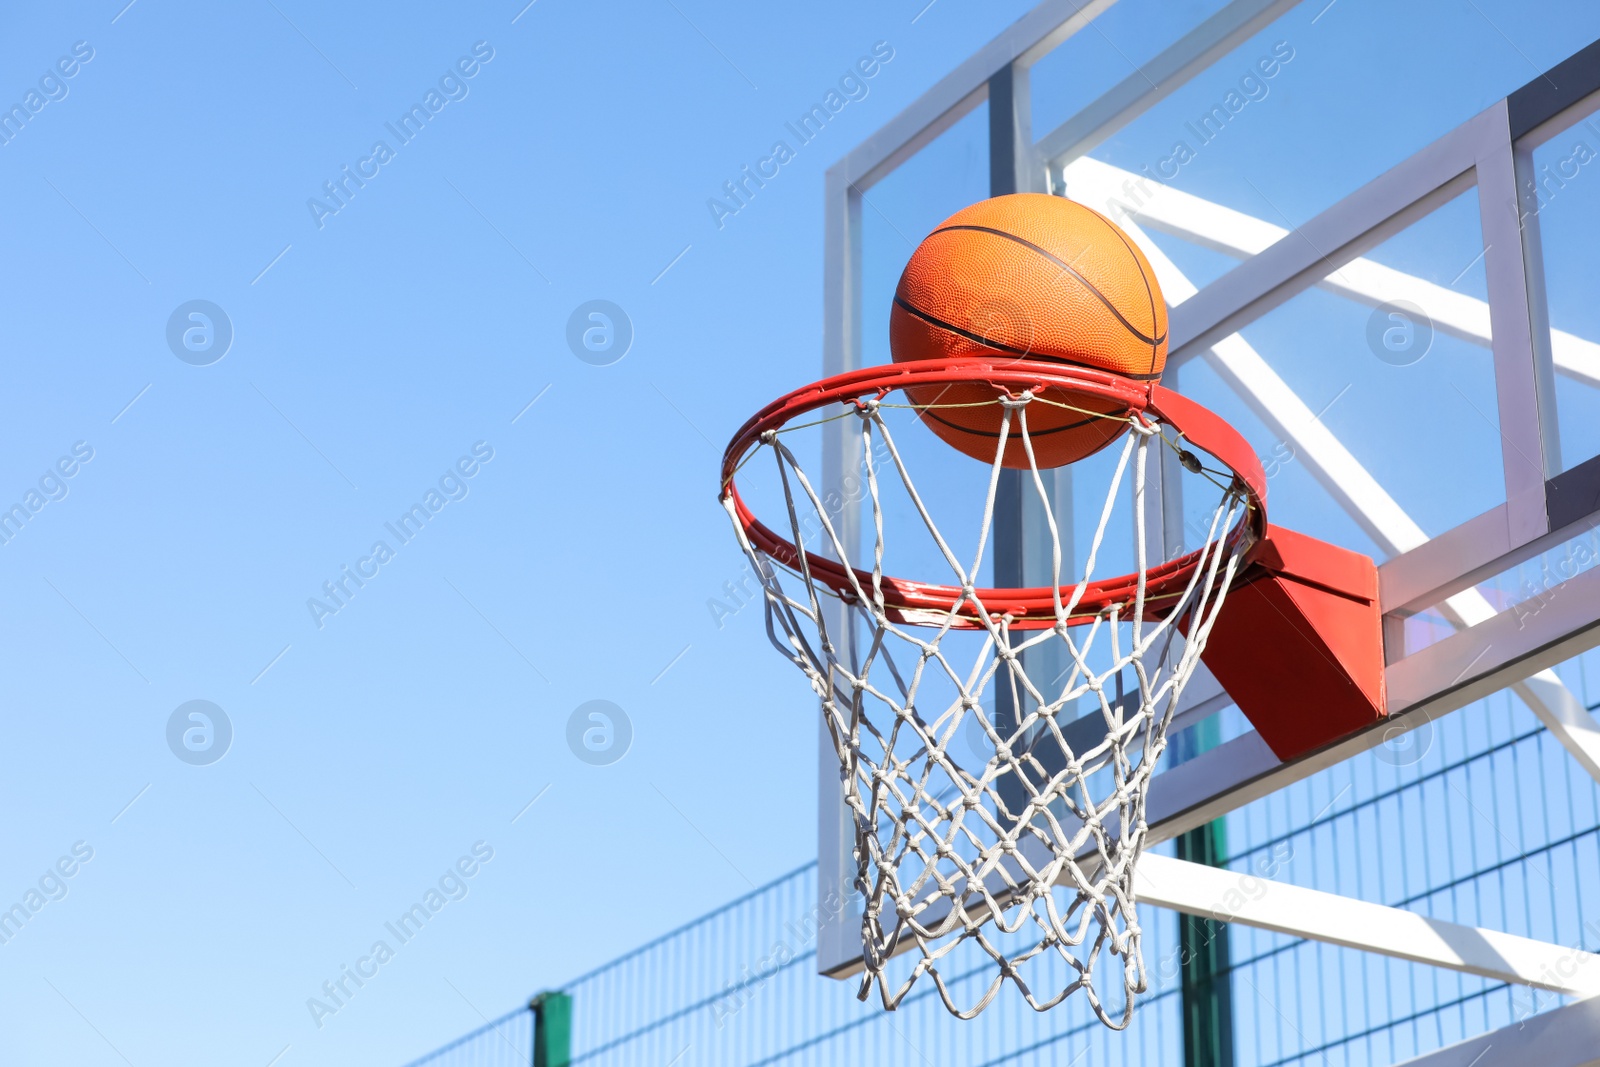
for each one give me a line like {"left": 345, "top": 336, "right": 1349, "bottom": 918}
{"left": 889, "top": 193, "right": 1169, "bottom": 469}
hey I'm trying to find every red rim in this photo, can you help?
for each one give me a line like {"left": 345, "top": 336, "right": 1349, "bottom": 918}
{"left": 720, "top": 358, "right": 1268, "bottom": 630}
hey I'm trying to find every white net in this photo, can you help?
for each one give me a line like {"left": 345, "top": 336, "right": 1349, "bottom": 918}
{"left": 723, "top": 389, "right": 1251, "bottom": 1026}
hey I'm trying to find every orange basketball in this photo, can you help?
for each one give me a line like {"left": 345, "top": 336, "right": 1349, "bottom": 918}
{"left": 889, "top": 193, "right": 1168, "bottom": 468}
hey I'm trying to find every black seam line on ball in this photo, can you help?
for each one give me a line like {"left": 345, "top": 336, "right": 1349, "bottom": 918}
{"left": 919, "top": 406, "right": 1106, "bottom": 439}
{"left": 927, "top": 224, "right": 1168, "bottom": 347}
{"left": 893, "top": 297, "right": 1162, "bottom": 381}
{"left": 1086, "top": 209, "right": 1164, "bottom": 376}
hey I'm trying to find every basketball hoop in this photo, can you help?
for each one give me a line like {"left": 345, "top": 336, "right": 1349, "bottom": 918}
{"left": 719, "top": 356, "right": 1267, "bottom": 1025}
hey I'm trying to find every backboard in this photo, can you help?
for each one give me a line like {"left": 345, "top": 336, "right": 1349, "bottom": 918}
{"left": 812, "top": 0, "right": 1600, "bottom": 1050}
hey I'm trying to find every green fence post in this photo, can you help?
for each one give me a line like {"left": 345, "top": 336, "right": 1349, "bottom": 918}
{"left": 1173, "top": 716, "right": 1234, "bottom": 1067}
{"left": 531, "top": 991, "right": 571, "bottom": 1067}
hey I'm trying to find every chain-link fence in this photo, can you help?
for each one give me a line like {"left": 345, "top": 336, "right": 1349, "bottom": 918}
{"left": 400, "top": 650, "right": 1600, "bottom": 1067}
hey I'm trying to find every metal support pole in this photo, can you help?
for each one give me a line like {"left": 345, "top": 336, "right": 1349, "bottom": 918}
{"left": 1171, "top": 718, "right": 1235, "bottom": 1067}
{"left": 988, "top": 59, "right": 1027, "bottom": 593}
{"left": 989, "top": 63, "right": 1029, "bottom": 823}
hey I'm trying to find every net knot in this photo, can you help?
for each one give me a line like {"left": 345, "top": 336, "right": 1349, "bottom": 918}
{"left": 999, "top": 390, "right": 1034, "bottom": 410}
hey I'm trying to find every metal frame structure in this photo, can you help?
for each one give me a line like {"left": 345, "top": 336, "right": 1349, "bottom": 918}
{"left": 816, "top": 0, "right": 1600, "bottom": 1036}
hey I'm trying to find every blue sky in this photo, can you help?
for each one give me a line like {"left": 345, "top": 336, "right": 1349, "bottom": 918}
{"left": 3, "top": 1, "right": 1600, "bottom": 1065}
{"left": 0, "top": 2, "right": 1055, "bottom": 1063}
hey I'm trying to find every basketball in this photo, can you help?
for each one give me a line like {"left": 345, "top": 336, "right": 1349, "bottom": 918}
{"left": 889, "top": 192, "right": 1168, "bottom": 468}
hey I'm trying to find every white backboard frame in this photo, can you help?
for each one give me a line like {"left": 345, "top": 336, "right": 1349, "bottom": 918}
{"left": 815, "top": 0, "right": 1600, "bottom": 1006}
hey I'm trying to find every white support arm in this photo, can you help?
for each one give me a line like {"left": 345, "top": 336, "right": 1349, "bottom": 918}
{"left": 1136, "top": 853, "right": 1600, "bottom": 997}
{"left": 1062, "top": 155, "right": 1600, "bottom": 388}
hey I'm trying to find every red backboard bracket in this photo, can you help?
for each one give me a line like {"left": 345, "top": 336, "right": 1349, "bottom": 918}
{"left": 1198, "top": 524, "right": 1388, "bottom": 762}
